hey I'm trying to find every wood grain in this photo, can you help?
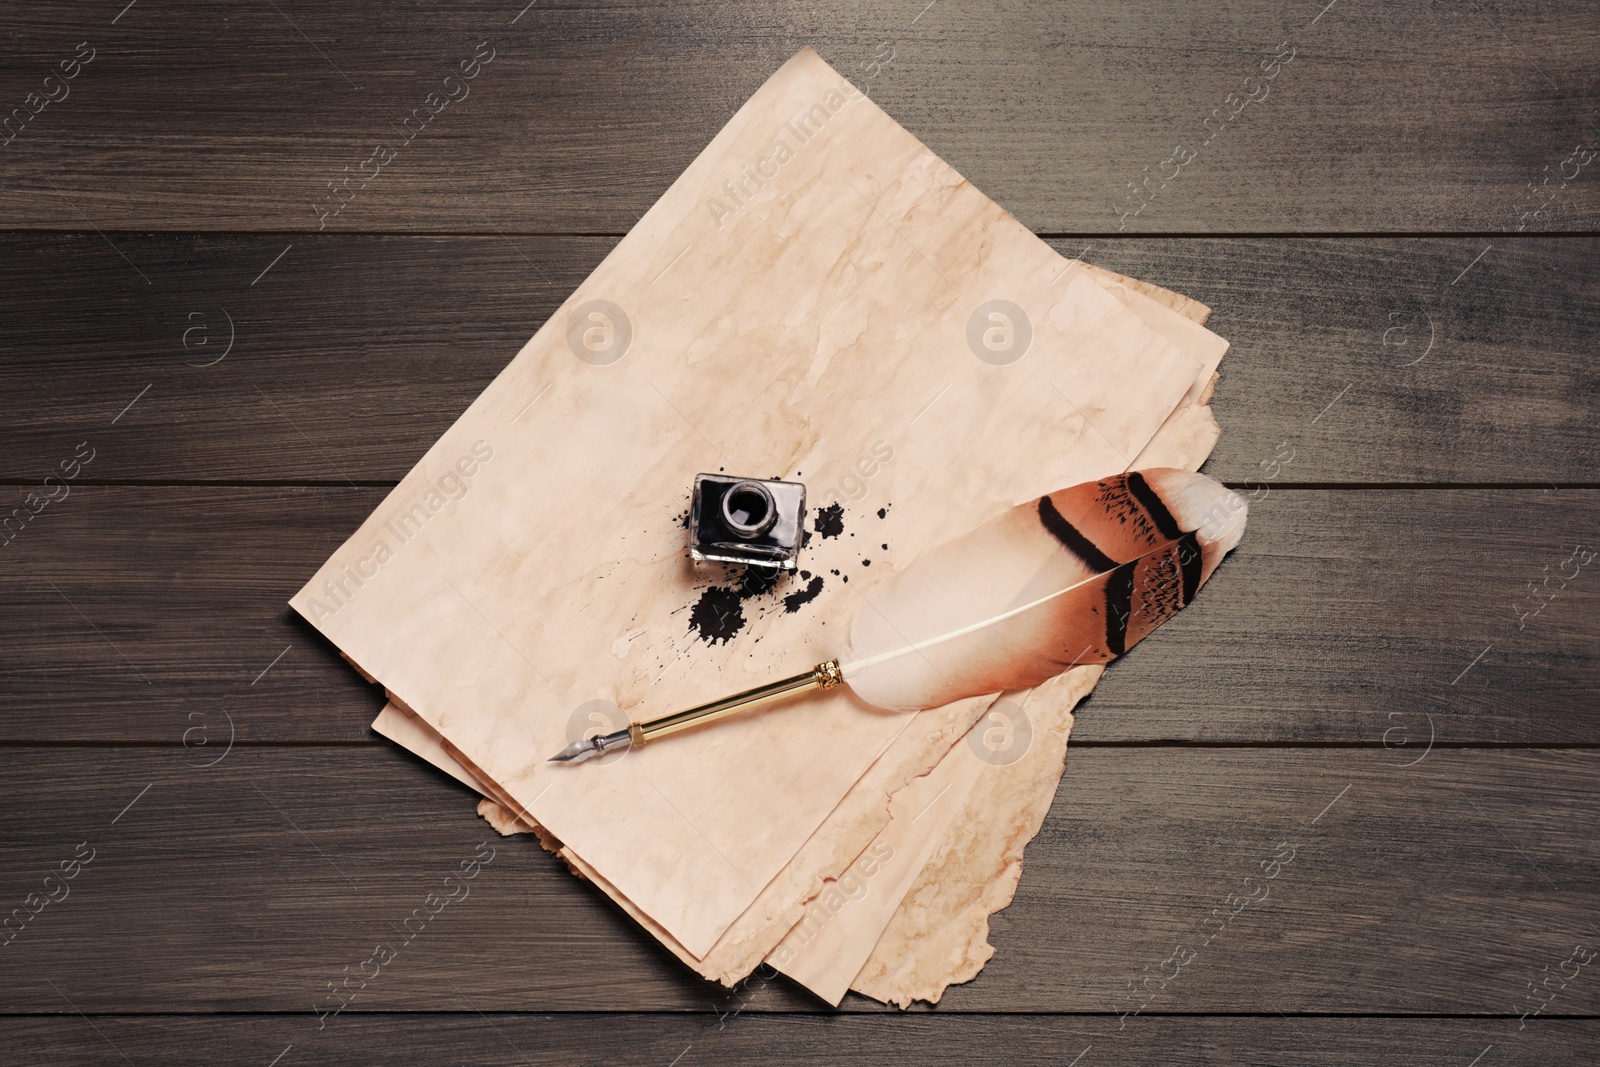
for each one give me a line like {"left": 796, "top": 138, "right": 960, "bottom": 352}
{"left": 1, "top": 1016, "right": 1593, "bottom": 1066}
{"left": 3, "top": 487, "right": 1592, "bottom": 743}
{"left": 0, "top": 745, "right": 1594, "bottom": 1016}
{"left": 1, "top": 1, "right": 1595, "bottom": 234}
{"left": 0, "top": 235, "right": 1594, "bottom": 483}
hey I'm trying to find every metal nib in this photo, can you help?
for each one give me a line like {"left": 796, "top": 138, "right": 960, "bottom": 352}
{"left": 548, "top": 727, "right": 633, "bottom": 764}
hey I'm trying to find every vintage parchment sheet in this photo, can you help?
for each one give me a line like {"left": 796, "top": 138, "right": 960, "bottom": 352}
{"left": 296, "top": 48, "right": 1206, "bottom": 961}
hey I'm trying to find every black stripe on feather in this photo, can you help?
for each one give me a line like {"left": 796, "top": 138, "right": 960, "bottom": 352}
{"left": 1126, "top": 471, "right": 1185, "bottom": 540}
{"left": 1038, "top": 494, "right": 1118, "bottom": 572}
{"left": 1178, "top": 531, "right": 1202, "bottom": 605}
{"left": 1104, "top": 561, "right": 1138, "bottom": 657}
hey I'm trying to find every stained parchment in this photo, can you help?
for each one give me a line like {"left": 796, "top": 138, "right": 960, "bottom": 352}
{"left": 298, "top": 46, "right": 1205, "bottom": 960}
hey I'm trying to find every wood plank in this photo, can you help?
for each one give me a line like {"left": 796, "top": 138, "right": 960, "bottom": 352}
{"left": 0, "top": 236, "right": 1594, "bottom": 483}
{"left": 1, "top": 486, "right": 389, "bottom": 742}
{"left": 1, "top": 2, "right": 1596, "bottom": 233}
{"left": 0, "top": 745, "right": 1595, "bottom": 1014}
{"left": 0, "top": 234, "right": 594, "bottom": 484}
{"left": 1098, "top": 238, "right": 1600, "bottom": 487}
{"left": 0, "top": 1015, "right": 1592, "bottom": 1066}
{"left": 3, "top": 487, "right": 1593, "bottom": 743}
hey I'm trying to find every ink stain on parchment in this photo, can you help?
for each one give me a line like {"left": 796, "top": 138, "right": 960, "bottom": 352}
{"left": 814, "top": 503, "right": 844, "bottom": 538}
{"left": 739, "top": 566, "right": 781, "bottom": 598}
{"left": 688, "top": 585, "right": 748, "bottom": 645}
{"left": 782, "top": 575, "right": 825, "bottom": 613}
{"left": 686, "top": 564, "right": 824, "bottom": 644}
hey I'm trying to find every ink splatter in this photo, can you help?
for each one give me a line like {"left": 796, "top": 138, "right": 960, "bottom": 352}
{"left": 799, "top": 569, "right": 812, "bottom": 580}
{"left": 814, "top": 503, "right": 845, "bottom": 539}
{"left": 783, "top": 575, "right": 825, "bottom": 613}
{"left": 861, "top": 559, "right": 871, "bottom": 567}
{"left": 877, "top": 507, "right": 887, "bottom": 519}
{"left": 688, "top": 586, "right": 746, "bottom": 645}
{"left": 881, "top": 544, "right": 888, "bottom": 551}
{"left": 739, "top": 566, "right": 781, "bottom": 598}
{"left": 685, "top": 562, "right": 815, "bottom": 644}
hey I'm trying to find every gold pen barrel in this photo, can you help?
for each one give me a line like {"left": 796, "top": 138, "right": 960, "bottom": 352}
{"left": 634, "top": 660, "right": 842, "bottom": 744}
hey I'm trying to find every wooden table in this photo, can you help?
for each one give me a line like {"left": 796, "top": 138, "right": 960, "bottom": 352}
{"left": 3, "top": 2, "right": 1596, "bottom": 1063}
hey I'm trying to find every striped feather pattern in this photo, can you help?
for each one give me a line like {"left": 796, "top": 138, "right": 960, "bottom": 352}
{"left": 840, "top": 469, "right": 1246, "bottom": 712}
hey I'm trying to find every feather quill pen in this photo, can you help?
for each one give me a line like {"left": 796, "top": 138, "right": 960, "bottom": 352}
{"left": 551, "top": 468, "right": 1245, "bottom": 762}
